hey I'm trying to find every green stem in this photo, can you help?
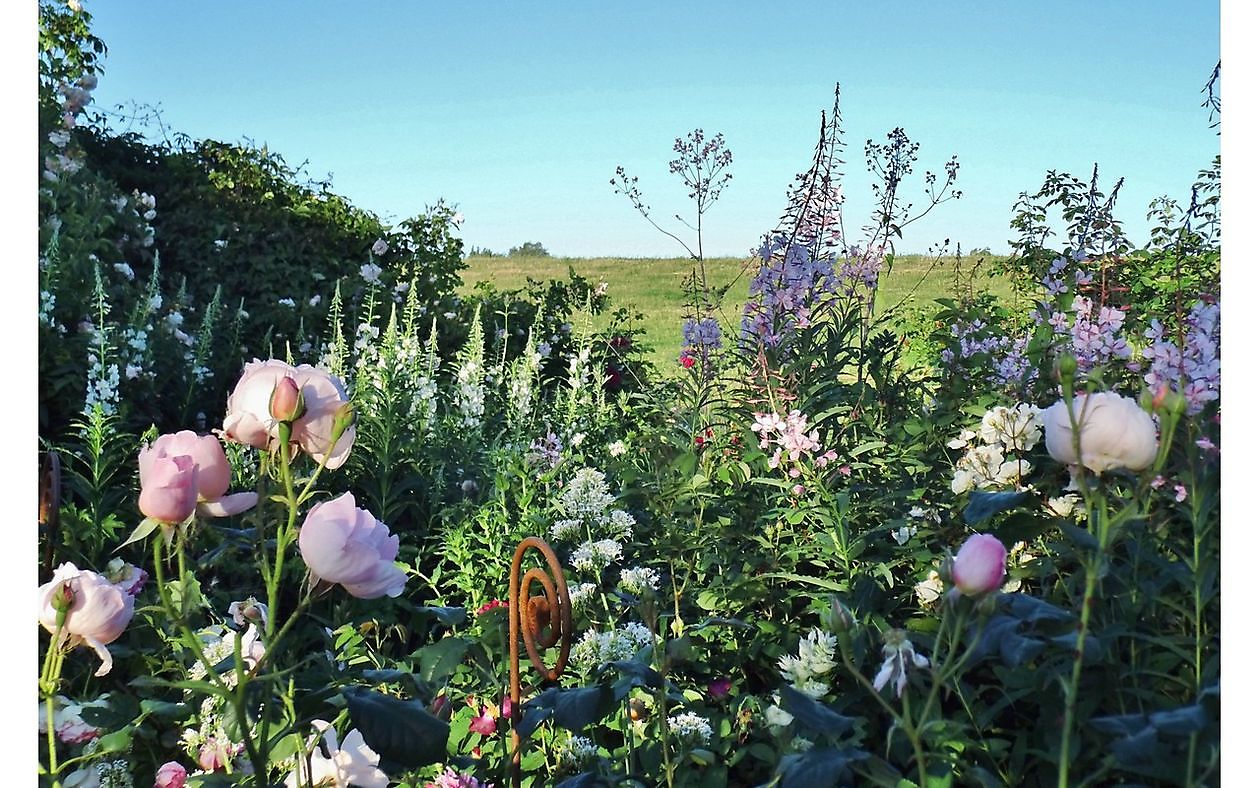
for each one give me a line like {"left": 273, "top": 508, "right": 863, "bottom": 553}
{"left": 1057, "top": 496, "right": 1110, "bottom": 788}
{"left": 902, "top": 690, "right": 929, "bottom": 787}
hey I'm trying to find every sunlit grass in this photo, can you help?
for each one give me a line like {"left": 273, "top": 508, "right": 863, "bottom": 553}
{"left": 460, "top": 253, "right": 1017, "bottom": 369}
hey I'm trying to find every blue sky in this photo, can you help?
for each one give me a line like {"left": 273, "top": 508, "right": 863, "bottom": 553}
{"left": 81, "top": 2, "right": 1219, "bottom": 257}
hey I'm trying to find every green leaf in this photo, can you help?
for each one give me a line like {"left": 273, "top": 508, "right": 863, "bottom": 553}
{"left": 962, "top": 491, "right": 1030, "bottom": 526}
{"left": 762, "top": 573, "right": 849, "bottom": 593}
{"left": 116, "top": 517, "right": 160, "bottom": 550}
{"left": 523, "top": 685, "right": 614, "bottom": 734}
{"left": 411, "top": 637, "right": 470, "bottom": 684}
{"left": 779, "top": 685, "right": 855, "bottom": 736}
{"left": 776, "top": 746, "right": 867, "bottom": 788}
{"left": 412, "top": 605, "right": 468, "bottom": 628}
{"left": 91, "top": 726, "right": 134, "bottom": 755}
{"left": 341, "top": 687, "right": 448, "bottom": 769}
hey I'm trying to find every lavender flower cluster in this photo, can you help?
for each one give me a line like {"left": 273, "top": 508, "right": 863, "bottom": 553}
{"left": 1142, "top": 300, "right": 1220, "bottom": 414}
{"left": 940, "top": 318, "right": 1033, "bottom": 389}
{"left": 741, "top": 236, "right": 840, "bottom": 348}
{"left": 681, "top": 316, "right": 721, "bottom": 361}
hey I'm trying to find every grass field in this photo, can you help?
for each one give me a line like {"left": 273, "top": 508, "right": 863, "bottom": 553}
{"left": 460, "top": 253, "right": 1018, "bottom": 368}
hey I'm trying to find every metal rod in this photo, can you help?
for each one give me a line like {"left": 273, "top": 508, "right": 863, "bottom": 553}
{"left": 508, "top": 536, "right": 572, "bottom": 787}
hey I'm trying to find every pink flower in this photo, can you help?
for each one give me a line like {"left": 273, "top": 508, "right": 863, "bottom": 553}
{"left": 137, "top": 445, "right": 199, "bottom": 524}
{"left": 198, "top": 736, "right": 242, "bottom": 772}
{"left": 475, "top": 599, "right": 507, "bottom": 616}
{"left": 223, "top": 360, "right": 355, "bottom": 470}
{"left": 1174, "top": 483, "right": 1188, "bottom": 503}
{"left": 469, "top": 705, "right": 497, "bottom": 736}
{"left": 38, "top": 563, "right": 135, "bottom": 676}
{"left": 144, "top": 431, "right": 258, "bottom": 518}
{"left": 154, "top": 761, "right": 188, "bottom": 788}
{"left": 680, "top": 354, "right": 696, "bottom": 369}
{"left": 298, "top": 492, "right": 406, "bottom": 599}
{"left": 951, "top": 534, "right": 1008, "bottom": 597}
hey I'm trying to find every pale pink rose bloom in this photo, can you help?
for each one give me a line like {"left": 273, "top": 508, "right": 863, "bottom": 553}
{"left": 223, "top": 360, "right": 355, "bottom": 469}
{"left": 951, "top": 534, "right": 1008, "bottom": 597}
{"left": 1043, "top": 391, "right": 1157, "bottom": 473}
{"left": 147, "top": 431, "right": 257, "bottom": 517}
{"left": 298, "top": 493, "right": 406, "bottom": 599}
{"left": 137, "top": 445, "right": 199, "bottom": 524}
{"left": 38, "top": 563, "right": 135, "bottom": 676}
{"left": 154, "top": 761, "right": 188, "bottom": 788}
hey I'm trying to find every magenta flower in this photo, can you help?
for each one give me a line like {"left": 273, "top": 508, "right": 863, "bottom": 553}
{"left": 951, "top": 534, "right": 1008, "bottom": 597}
{"left": 469, "top": 705, "right": 497, "bottom": 736}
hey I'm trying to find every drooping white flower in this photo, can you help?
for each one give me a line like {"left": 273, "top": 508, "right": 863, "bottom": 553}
{"left": 872, "top": 629, "right": 930, "bottom": 698}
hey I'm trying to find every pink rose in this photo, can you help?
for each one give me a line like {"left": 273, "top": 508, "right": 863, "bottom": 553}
{"left": 38, "top": 563, "right": 135, "bottom": 676}
{"left": 298, "top": 493, "right": 406, "bottom": 599}
{"left": 951, "top": 534, "right": 1008, "bottom": 597}
{"left": 154, "top": 761, "right": 188, "bottom": 788}
{"left": 144, "top": 431, "right": 258, "bottom": 517}
{"left": 137, "top": 445, "right": 199, "bottom": 524}
{"left": 223, "top": 360, "right": 355, "bottom": 469}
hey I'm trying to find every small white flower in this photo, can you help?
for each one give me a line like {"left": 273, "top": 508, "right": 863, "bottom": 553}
{"left": 277, "top": 297, "right": 296, "bottom": 307}
{"left": 371, "top": 238, "right": 389, "bottom": 256}
{"left": 360, "top": 262, "right": 383, "bottom": 283}
{"left": 308, "top": 295, "right": 322, "bottom": 307}
{"left": 667, "top": 711, "right": 713, "bottom": 747}
{"left": 608, "top": 440, "right": 626, "bottom": 457}
{"left": 872, "top": 629, "right": 930, "bottom": 698}
{"left": 618, "top": 567, "right": 660, "bottom": 595}
{"left": 765, "top": 701, "right": 795, "bottom": 728}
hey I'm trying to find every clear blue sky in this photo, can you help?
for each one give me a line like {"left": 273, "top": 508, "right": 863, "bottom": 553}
{"left": 82, "top": 1, "right": 1219, "bottom": 258}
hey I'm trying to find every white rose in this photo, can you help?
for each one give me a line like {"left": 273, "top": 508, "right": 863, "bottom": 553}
{"left": 1043, "top": 392, "right": 1157, "bottom": 473}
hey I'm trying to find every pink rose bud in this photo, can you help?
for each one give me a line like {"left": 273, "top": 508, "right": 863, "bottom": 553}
{"left": 223, "top": 360, "right": 355, "bottom": 470}
{"left": 951, "top": 534, "right": 1008, "bottom": 597}
{"left": 137, "top": 446, "right": 199, "bottom": 524}
{"left": 298, "top": 492, "right": 406, "bottom": 599}
{"left": 38, "top": 563, "right": 136, "bottom": 676}
{"left": 430, "top": 694, "right": 452, "bottom": 721}
{"left": 154, "top": 761, "right": 188, "bottom": 788}
{"left": 269, "top": 376, "right": 305, "bottom": 422}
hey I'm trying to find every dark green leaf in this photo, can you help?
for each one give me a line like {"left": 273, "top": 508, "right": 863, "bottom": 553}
{"left": 412, "top": 637, "right": 470, "bottom": 684}
{"left": 963, "top": 491, "right": 1030, "bottom": 526}
{"left": 779, "top": 685, "right": 855, "bottom": 736}
{"left": 341, "top": 687, "right": 449, "bottom": 769}
{"left": 776, "top": 746, "right": 867, "bottom": 788}
{"left": 412, "top": 605, "right": 468, "bottom": 628}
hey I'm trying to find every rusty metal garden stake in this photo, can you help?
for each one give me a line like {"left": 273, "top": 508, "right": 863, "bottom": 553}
{"left": 508, "top": 536, "right": 572, "bottom": 788}
{"left": 39, "top": 451, "right": 61, "bottom": 577}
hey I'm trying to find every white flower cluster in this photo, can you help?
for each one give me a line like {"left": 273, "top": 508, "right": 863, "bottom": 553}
{"left": 776, "top": 628, "right": 837, "bottom": 700}
{"left": 550, "top": 519, "right": 583, "bottom": 542}
{"left": 39, "top": 289, "right": 58, "bottom": 328}
{"left": 453, "top": 359, "right": 486, "bottom": 429}
{"left": 570, "top": 622, "right": 655, "bottom": 671}
{"left": 568, "top": 582, "right": 599, "bottom": 610}
{"left": 559, "top": 468, "right": 617, "bottom": 520}
{"left": 607, "top": 509, "right": 636, "bottom": 540}
{"left": 667, "top": 711, "right": 713, "bottom": 748}
{"left": 557, "top": 734, "right": 600, "bottom": 771}
{"left": 570, "top": 539, "right": 623, "bottom": 574}
{"left": 948, "top": 404, "right": 1042, "bottom": 494}
{"left": 618, "top": 566, "right": 661, "bottom": 596}
{"left": 506, "top": 335, "right": 543, "bottom": 426}
{"left": 84, "top": 353, "right": 121, "bottom": 416}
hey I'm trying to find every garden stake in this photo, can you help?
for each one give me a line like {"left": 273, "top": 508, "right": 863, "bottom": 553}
{"left": 39, "top": 451, "right": 61, "bottom": 577}
{"left": 508, "top": 537, "right": 572, "bottom": 788}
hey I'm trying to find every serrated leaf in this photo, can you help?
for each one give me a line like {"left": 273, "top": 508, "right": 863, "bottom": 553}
{"left": 412, "top": 637, "right": 469, "bottom": 684}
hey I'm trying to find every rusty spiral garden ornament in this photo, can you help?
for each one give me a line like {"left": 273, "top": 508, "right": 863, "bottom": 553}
{"left": 508, "top": 536, "right": 572, "bottom": 787}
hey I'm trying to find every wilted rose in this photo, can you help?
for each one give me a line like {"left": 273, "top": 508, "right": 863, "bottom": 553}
{"left": 298, "top": 493, "right": 406, "bottom": 598}
{"left": 38, "top": 563, "right": 135, "bottom": 676}
{"left": 223, "top": 360, "right": 355, "bottom": 469}
{"left": 1043, "top": 391, "right": 1157, "bottom": 473}
{"left": 144, "top": 431, "right": 257, "bottom": 517}
{"left": 951, "top": 534, "right": 1008, "bottom": 597}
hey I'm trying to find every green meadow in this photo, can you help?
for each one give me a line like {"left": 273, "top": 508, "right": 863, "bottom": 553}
{"left": 461, "top": 253, "right": 1018, "bottom": 368}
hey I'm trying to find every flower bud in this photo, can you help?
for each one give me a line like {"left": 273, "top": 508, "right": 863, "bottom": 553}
{"left": 51, "top": 581, "right": 75, "bottom": 613}
{"left": 827, "top": 596, "right": 854, "bottom": 634}
{"left": 1165, "top": 390, "right": 1188, "bottom": 418}
{"left": 1057, "top": 354, "right": 1077, "bottom": 382}
{"left": 628, "top": 698, "right": 648, "bottom": 721}
{"left": 333, "top": 401, "right": 356, "bottom": 435}
{"left": 269, "top": 376, "right": 305, "bottom": 422}
{"left": 430, "top": 694, "right": 452, "bottom": 721}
